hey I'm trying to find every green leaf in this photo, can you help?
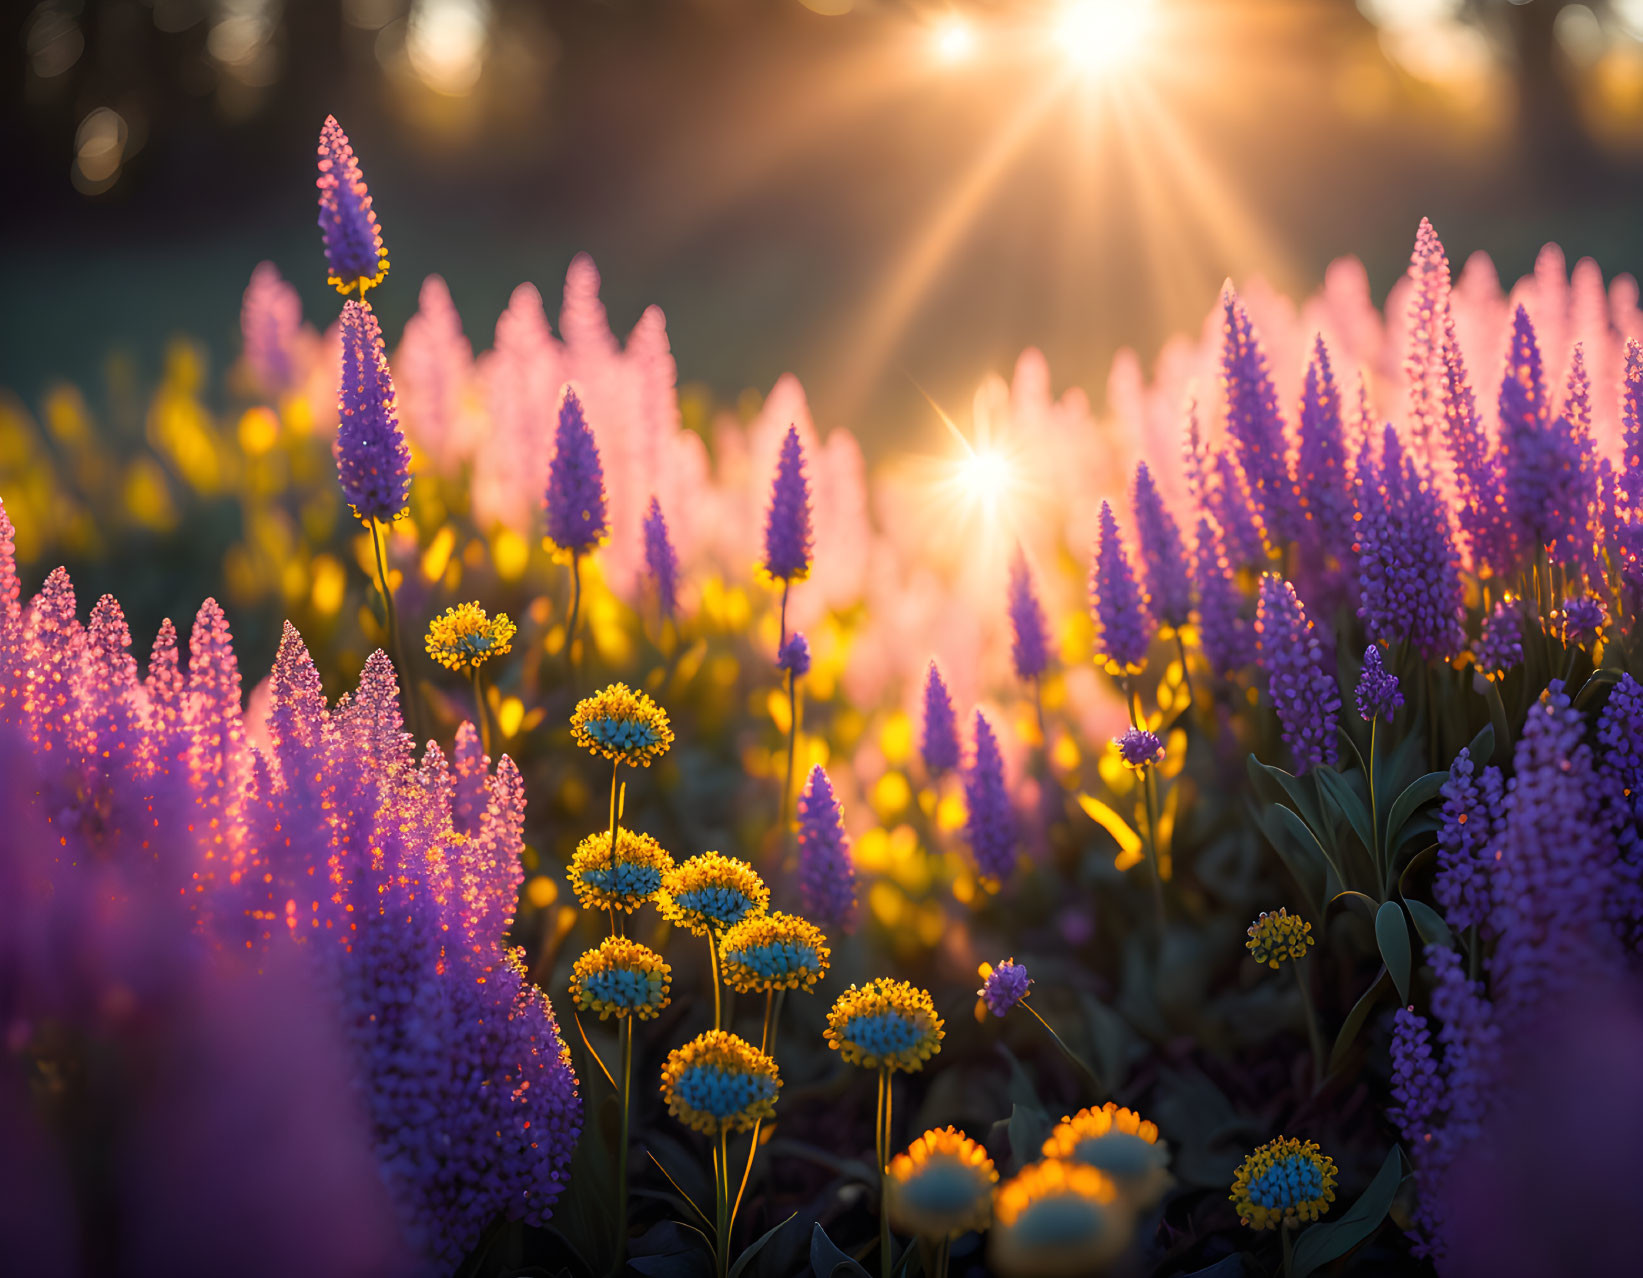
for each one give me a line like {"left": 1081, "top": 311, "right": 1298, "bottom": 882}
{"left": 1375, "top": 901, "right": 1413, "bottom": 1005}
{"left": 1575, "top": 666, "right": 1624, "bottom": 710}
{"left": 1007, "top": 1102, "right": 1053, "bottom": 1173}
{"left": 730, "top": 1213, "right": 797, "bottom": 1278}
{"left": 1405, "top": 898, "right": 1454, "bottom": 950}
{"left": 1247, "top": 755, "right": 1326, "bottom": 831}
{"left": 1328, "top": 889, "right": 1380, "bottom": 923}
{"left": 1383, "top": 772, "right": 1447, "bottom": 851}
{"left": 1315, "top": 766, "right": 1374, "bottom": 859}
{"left": 1250, "top": 800, "right": 1323, "bottom": 916}
{"left": 1270, "top": 803, "right": 1348, "bottom": 901}
{"left": 809, "top": 1223, "right": 870, "bottom": 1278}
{"left": 1328, "top": 968, "right": 1391, "bottom": 1076}
{"left": 1291, "top": 1146, "right": 1406, "bottom": 1278}
{"left": 1464, "top": 723, "right": 1495, "bottom": 769}
{"left": 1397, "top": 844, "right": 1438, "bottom": 900}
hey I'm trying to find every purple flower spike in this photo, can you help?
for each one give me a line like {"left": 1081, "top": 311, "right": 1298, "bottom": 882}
{"left": 1354, "top": 645, "right": 1402, "bottom": 723}
{"left": 1255, "top": 574, "right": 1340, "bottom": 775}
{"left": 1007, "top": 546, "right": 1052, "bottom": 681}
{"left": 1114, "top": 727, "right": 1165, "bottom": 770}
{"left": 1498, "top": 305, "right": 1579, "bottom": 563}
{"left": 777, "top": 631, "right": 811, "bottom": 677}
{"left": 1208, "top": 447, "right": 1269, "bottom": 568}
{"left": 543, "top": 386, "right": 608, "bottom": 557}
{"left": 1132, "top": 462, "right": 1192, "bottom": 629}
{"left": 336, "top": 300, "right": 411, "bottom": 523}
{"left": 1193, "top": 515, "right": 1252, "bottom": 678}
{"left": 241, "top": 261, "right": 304, "bottom": 398}
{"left": 1441, "top": 329, "right": 1514, "bottom": 579}
{"left": 1435, "top": 745, "right": 1503, "bottom": 934}
{"left": 921, "top": 661, "right": 960, "bottom": 777}
{"left": 1623, "top": 339, "right": 1643, "bottom": 513}
{"left": 1355, "top": 426, "right": 1465, "bottom": 660}
{"left": 1475, "top": 597, "right": 1524, "bottom": 679}
{"left": 1221, "top": 288, "right": 1298, "bottom": 545}
{"left": 643, "top": 496, "right": 679, "bottom": 621}
{"left": 763, "top": 424, "right": 813, "bottom": 583}
{"left": 979, "top": 959, "right": 1031, "bottom": 1017}
{"left": 1090, "top": 500, "right": 1151, "bottom": 674}
{"left": 964, "top": 710, "right": 1018, "bottom": 883}
{"left": 1559, "top": 593, "right": 1607, "bottom": 647}
{"left": 1597, "top": 673, "right": 1643, "bottom": 942}
{"left": 1296, "top": 336, "right": 1354, "bottom": 562}
{"left": 316, "top": 116, "right": 388, "bottom": 295}
{"left": 797, "top": 764, "right": 857, "bottom": 931}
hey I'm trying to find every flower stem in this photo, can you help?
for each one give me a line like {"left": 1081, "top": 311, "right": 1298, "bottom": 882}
{"left": 607, "top": 758, "right": 623, "bottom": 939}
{"left": 1174, "top": 629, "right": 1196, "bottom": 708}
{"left": 1021, "top": 999, "right": 1103, "bottom": 1089}
{"left": 615, "top": 1015, "right": 632, "bottom": 1274}
{"left": 934, "top": 1237, "right": 950, "bottom": 1278}
{"left": 1139, "top": 765, "right": 1166, "bottom": 932}
{"left": 708, "top": 932, "right": 723, "bottom": 1031}
{"left": 732, "top": 989, "right": 785, "bottom": 1231}
{"left": 877, "top": 1067, "right": 893, "bottom": 1278}
{"left": 566, "top": 551, "right": 583, "bottom": 678}
{"left": 1367, "top": 718, "right": 1380, "bottom": 879}
{"left": 470, "top": 668, "right": 491, "bottom": 757}
{"left": 715, "top": 1129, "right": 730, "bottom": 1278}
{"left": 780, "top": 668, "right": 799, "bottom": 844}
{"left": 369, "top": 516, "right": 417, "bottom": 741}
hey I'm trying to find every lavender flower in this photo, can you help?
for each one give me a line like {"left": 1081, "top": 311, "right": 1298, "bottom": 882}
{"left": 1434, "top": 745, "right": 1503, "bottom": 933}
{"left": 1545, "top": 348, "right": 1601, "bottom": 578}
{"left": 315, "top": 115, "right": 388, "bottom": 295}
{"left": 1474, "top": 597, "right": 1524, "bottom": 679}
{"left": 1354, "top": 645, "right": 1402, "bottom": 722}
{"left": 1089, "top": 500, "right": 1151, "bottom": 674}
{"left": 643, "top": 495, "right": 679, "bottom": 621}
{"left": 797, "top": 764, "right": 858, "bottom": 931}
{"left": 1007, "top": 546, "right": 1052, "bottom": 681}
{"left": 921, "top": 661, "right": 960, "bottom": 777}
{"left": 1441, "top": 330, "right": 1514, "bottom": 579}
{"left": 241, "top": 261, "right": 304, "bottom": 397}
{"left": 1208, "top": 449, "right": 1269, "bottom": 568}
{"left": 979, "top": 959, "right": 1032, "bottom": 1017}
{"left": 1132, "top": 462, "right": 1192, "bottom": 629}
{"left": 1221, "top": 288, "right": 1298, "bottom": 545}
{"left": 763, "top": 424, "right": 813, "bottom": 582}
{"left": 1489, "top": 681, "right": 1619, "bottom": 1027}
{"left": 1355, "top": 426, "right": 1465, "bottom": 660}
{"left": 1114, "top": 726, "right": 1164, "bottom": 770}
{"left": 964, "top": 710, "right": 1018, "bottom": 883}
{"left": 1255, "top": 574, "right": 1340, "bottom": 774}
{"left": 1193, "top": 515, "right": 1252, "bottom": 678}
{"left": 1596, "top": 673, "right": 1643, "bottom": 943}
{"left": 1623, "top": 338, "right": 1643, "bottom": 513}
{"left": 1295, "top": 336, "right": 1355, "bottom": 564}
{"left": 543, "top": 387, "right": 609, "bottom": 557}
{"left": 1499, "top": 309, "right": 1593, "bottom": 565}
{"left": 1387, "top": 1006, "right": 1441, "bottom": 1153}
{"left": 1559, "top": 592, "right": 1606, "bottom": 647}
{"left": 336, "top": 299, "right": 411, "bottom": 523}
{"left": 777, "top": 631, "right": 811, "bottom": 677}
{"left": 1404, "top": 218, "right": 1451, "bottom": 452}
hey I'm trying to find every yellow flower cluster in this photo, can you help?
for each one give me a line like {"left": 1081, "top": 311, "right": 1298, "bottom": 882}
{"left": 570, "top": 682, "right": 674, "bottom": 767}
{"left": 886, "top": 1127, "right": 997, "bottom": 1239}
{"left": 719, "top": 911, "right": 830, "bottom": 993}
{"left": 659, "top": 1030, "right": 781, "bottom": 1135}
{"left": 658, "top": 852, "right": 769, "bottom": 936}
{"left": 991, "top": 1159, "right": 1129, "bottom": 1276}
{"left": 424, "top": 602, "right": 516, "bottom": 672}
{"left": 569, "top": 937, "right": 671, "bottom": 1021}
{"left": 1042, "top": 1103, "right": 1171, "bottom": 1209}
{"left": 1245, "top": 907, "right": 1314, "bottom": 968}
{"left": 566, "top": 828, "right": 674, "bottom": 914}
{"left": 1229, "top": 1136, "right": 1338, "bottom": 1230}
{"left": 824, "top": 978, "right": 944, "bottom": 1073}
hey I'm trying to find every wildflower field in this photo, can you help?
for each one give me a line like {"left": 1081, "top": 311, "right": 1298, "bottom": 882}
{"left": 4, "top": 115, "right": 1643, "bottom": 1278}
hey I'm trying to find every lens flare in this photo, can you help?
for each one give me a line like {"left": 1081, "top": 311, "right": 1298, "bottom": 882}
{"left": 1054, "top": 0, "right": 1154, "bottom": 76}
{"left": 931, "top": 16, "right": 976, "bottom": 65}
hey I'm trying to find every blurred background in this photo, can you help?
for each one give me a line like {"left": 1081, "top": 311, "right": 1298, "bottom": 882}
{"left": 6, "top": 0, "right": 1643, "bottom": 457}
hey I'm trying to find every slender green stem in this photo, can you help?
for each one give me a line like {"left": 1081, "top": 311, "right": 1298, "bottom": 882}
{"left": 877, "top": 1068, "right": 893, "bottom": 1278}
{"left": 369, "top": 516, "right": 416, "bottom": 738}
{"left": 780, "top": 668, "right": 798, "bottom": 841}
{"left": 715, "top": 1130, "right": 730, "bottom": 1278}
{"left": 606, "top": 759, "right": 624, "bottom": 938}
{"left": 1367, "top": 718, "right": 1379, "bottom": 878}
{"left": 732, "top": 989, "right": 786, "bottom": 1230}
{"left": 470, "top": 668, "right": 491, "bottom": 757}
{"left": 1295, "top": 956, "right": 1324, "bottom": 1092}
{"left": 1139, "top": 765, "right": 1166, "bottom": 931}
{"left": 934, "top": 1237, "right": 950, "bottom": 1278}
{"left": 1020, "top": 999, "right": 1102, "bottom": 1089}
{"left": 614, "top": 1015, "right": 632, "bottom": 1274}
{"left": 1281, "top": 1217, "right": 1296, "bottom": 1278}
{"left": 1032, "top": 677, "right": 1047, "bottom": 748}
{"left": 566, "top": 552, "right": 583, "bottom": 676}
{"left": 708, "top": 932, "right": 723, "bottom": 1030}
{"left": 778, "top": 579, "right": 790, "bottom": 650}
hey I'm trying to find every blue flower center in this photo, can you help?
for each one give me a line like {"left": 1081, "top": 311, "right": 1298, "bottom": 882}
{"left": 673, "top": 1065, "right": 776, "bottom": 1119}
{"left": 674, "top": 886, "right": 757, "bottom": 928}
{"left": 725, "top": 939, "right": 820, "bottom": 979}
{"left": 585, "top": 717, "right": 661, "bottom": 752}
{"left": 581, "top": 966, "right": 659, "bottom": 1010}
{"left": 1013, "top": 1196, "right": 1110, "bottom": 1248}
{"left": 581, "top": 860, "right": 663, "bottom": 900}
{"left": 841, "top": 1010, "right": 923, "bottom": 1058}
{"left": 1246, "top": 1155, "right": 1324, "bottom": 1211}
{"left": 1072, "top": 1132, "right": 1163, "bottom": 1180}
{"left": 899, "top": 1160, "right": 986, "bottom": 1215}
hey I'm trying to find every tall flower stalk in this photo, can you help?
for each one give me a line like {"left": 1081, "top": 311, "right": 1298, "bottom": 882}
{"left": 764, "top": 424, "right": 813, "bottom": 836}
{"left": 545, "top": 388, "right": 610, "bottom": 675}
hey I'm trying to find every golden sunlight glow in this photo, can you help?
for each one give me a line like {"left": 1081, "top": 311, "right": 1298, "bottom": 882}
{"left": 1054, "top": 0, "right": 1154, "bottom": 76}
{"left": 954, "top": 447, "right": 1013, "bottom": 519}
{"left": 930, "top": 15, "right": 977, "bottom": 65}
